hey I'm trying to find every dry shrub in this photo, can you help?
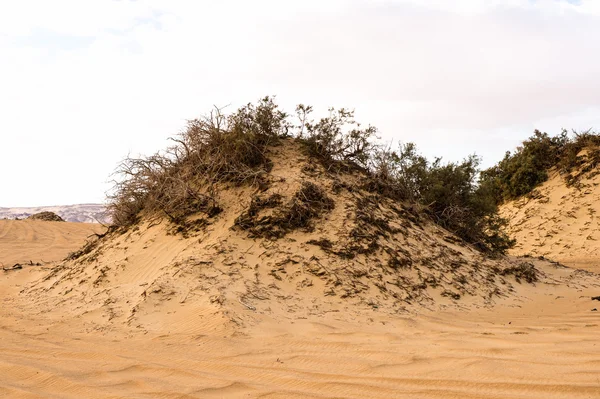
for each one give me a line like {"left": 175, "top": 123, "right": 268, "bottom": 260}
{"left": 500, "top": 262, "right": 539, "bottom": 284}
{"left": 65, "top": 227, "right": 116, "bottom": 262}
{"left": 108, "top": 97, "right": 288, "bottom": 227}
{"left": 296, "top": 105, "right": 378, "bottom": 171}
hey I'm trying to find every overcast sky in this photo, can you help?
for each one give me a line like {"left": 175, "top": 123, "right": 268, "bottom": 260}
{"left": 1, "top": 0, "right": 599, "bottom": 207}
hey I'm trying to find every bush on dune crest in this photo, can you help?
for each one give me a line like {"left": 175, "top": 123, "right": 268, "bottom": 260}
{"left": 108, "top": 97, "right": 288, "bottom": 226}
{"left": 366, "top": 146, "right": 514, "bottom": 254}
{"left": 108, "top": 97, "right": 514, "bottom": 254}
{"left": 481, "top": 129, "right": 600, "bottom": 202}
{"left": 295, "top": 104, "right": 512, "bottom": 253}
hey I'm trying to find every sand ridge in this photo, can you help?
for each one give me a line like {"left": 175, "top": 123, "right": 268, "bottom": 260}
{"left": 501, "top": 159, "right": 600, "bottom": 273}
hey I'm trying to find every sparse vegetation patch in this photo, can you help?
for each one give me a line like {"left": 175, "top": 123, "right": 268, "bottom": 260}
{"left": 108, "top": 97, "right": 288, "bottom": 228}
{"left": 234, "top": 182, "right": 334, "bottom": 238}
{"left": 499, "top": 262, "right": 539, "bottom": 284}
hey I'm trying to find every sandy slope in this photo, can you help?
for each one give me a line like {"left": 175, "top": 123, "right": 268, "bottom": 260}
{"left": 501, "top": 165, "right": 600, "bottom": 274}
{"left": 1, "top": 262, "right": 599, "bottom": 399}
{"left": 0, "top": 219, "right": 105, "bottom": 266}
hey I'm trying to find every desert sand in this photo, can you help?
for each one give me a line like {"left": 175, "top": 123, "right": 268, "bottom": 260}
{"left": 501, "top": 161, "right": 600, "bottom": 274}
{"left": 0, "top": 219, "right": 105, "bottom": 266}
{"left": 1, "top": 143, "right": 600, "bottom": 398}
{"left": 1, "top": 256, "right": 599, "bottom": 398}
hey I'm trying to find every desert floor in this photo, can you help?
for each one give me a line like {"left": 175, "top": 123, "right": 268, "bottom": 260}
{"left": 1, "top": 220, "right": 599, "bottom": 399}
{"left": 0, "top": 219, "right": 105, "bottom": 266}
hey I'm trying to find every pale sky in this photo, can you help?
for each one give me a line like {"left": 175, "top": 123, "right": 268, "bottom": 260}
{"left": 1, "top": 0, "right": 599, "bottom": 207}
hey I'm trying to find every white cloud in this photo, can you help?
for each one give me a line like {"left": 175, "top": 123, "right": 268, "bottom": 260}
{"left": 1, "top": 0, "right": 599, "bottom": 206}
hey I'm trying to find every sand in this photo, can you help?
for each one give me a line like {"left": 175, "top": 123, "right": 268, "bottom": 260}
{"left": 2, "top": 143, "right": 600, "bottom": 398}
{"left": 1, "top": 211, "right": 600, "bottom": 398}
{"left": 1, "top": 262, "right": 599, "bottom": 399}
{"left": 0, "top": 219, "right": 105, "bottom": 267}
{"left": 501, "top": 167, "right": 600, "bottom": 274}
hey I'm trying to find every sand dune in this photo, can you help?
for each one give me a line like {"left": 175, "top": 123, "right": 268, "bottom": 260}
{"left": 15, "top": 142, "right": 561, "bottom": 335}
{"left": 501, "top": 159, "right": 600, "bottom": 274}
{"left": 2, "top": 142, "right": 600, "bottom": 398}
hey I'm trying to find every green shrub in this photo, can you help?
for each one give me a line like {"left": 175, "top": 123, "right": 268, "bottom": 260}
{"left": 364, "top": 144, "right": 514, "bottom": 254}
{"left": 419, "top": 155, "right": 514, "bottom": 254}
{"left": 481, "top": 129, "right": 600, "bottom": 202}
{"left": 296, "top": 105, "right": 378, "bottom": 170}
{"left": 367, "top": 143, "right": 429, "bottom": 201}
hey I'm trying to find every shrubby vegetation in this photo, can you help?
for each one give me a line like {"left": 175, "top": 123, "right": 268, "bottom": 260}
{"left": 108, "top": 97, "right": 520, "bottom": 254}
{"left": 366, "top": 146, "right": 514, "bottom": 254}
{"left": 296, "top": 105, "right": 377, "bottom": 170}
{"left": 108, "top": 97, "right": 288, "bottom": 226}
{"left": 481, "top": 129, "right": 600, "bottom": 202}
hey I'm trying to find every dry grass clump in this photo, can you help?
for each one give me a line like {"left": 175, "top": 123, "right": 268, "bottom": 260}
{"left": 234, "top": 182, "right": 334, "bottom": 238}
{"left": 335, "top": 195, "right": 399, "bottom": 259}
{"left": 28, "top": 211, "right": 64, "bottom": 222}
{"left": 234, "top": 193, "right": 284, "bottom": 237}
{"left": 286, "top": 182, "right": 335, "bottom": 228}
{"left": 305, "top": 194, "right": 415, "bottom": 264}
{"left": 65, "top": 227, "right": 115, "bottom": 262}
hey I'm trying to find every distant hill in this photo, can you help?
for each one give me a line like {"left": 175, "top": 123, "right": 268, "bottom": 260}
{"left": 0, "top": 204, "right": 109, "bottom": 224}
